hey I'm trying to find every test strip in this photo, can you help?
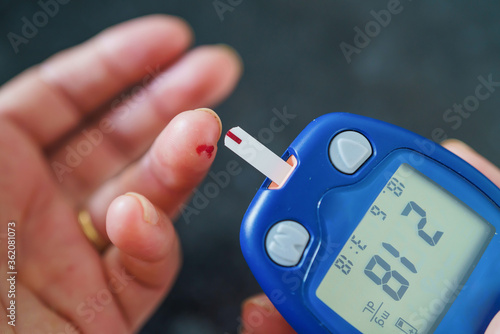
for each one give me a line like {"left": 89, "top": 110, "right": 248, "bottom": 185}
{"left": 225, "top": 127, "right": 293, "bottom": 186}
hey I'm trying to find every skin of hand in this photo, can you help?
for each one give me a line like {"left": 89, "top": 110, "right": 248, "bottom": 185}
{"left": 0, "top": 15, "right": 242, "bottom": 333}
{"left": 240, "top": 139, "right": 500, "bottom": 334}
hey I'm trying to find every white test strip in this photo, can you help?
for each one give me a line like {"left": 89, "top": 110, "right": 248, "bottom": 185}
{"left": 224, "top": 126, "right": 293, "bottom": 186}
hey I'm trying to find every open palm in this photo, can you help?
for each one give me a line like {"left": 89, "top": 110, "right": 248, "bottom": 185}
{"left": 0, "top": 15, "right": 241, "bottom": 334}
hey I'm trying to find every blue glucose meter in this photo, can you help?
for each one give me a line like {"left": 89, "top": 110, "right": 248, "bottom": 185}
{"left": 225, "top": 113, "right": 500, "bottom": 334}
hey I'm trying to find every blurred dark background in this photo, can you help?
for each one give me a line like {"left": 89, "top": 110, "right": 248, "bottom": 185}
{"left": 1, "top": 1, "right": 500, "bottom": 333}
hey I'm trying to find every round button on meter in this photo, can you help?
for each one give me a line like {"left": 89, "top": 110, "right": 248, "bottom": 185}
{"left": 329, "top": 130, "right": 373, "bottom": 174}
{"left": 265, "top": 220, "right": 310, "bottom": 267}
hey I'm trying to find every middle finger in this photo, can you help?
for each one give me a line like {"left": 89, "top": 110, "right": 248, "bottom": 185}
{"left": 49, "top": 46, "right": 241, "bottom": 201}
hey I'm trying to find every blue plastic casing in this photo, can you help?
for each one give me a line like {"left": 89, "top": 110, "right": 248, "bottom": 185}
{"left": 240, "top": 113, "right": 500, "bottom": 334}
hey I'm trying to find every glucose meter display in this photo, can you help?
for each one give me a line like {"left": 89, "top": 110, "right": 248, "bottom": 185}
{"left": 316, "top": 164, "right": 494, "bottom": 334}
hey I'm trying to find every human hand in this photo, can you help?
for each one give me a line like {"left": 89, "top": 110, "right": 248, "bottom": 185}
{"left": 0, "top": 15, "right": 241, "bottom": 333}
{"left": 239, "top": 139, "right": 500, "bottom": 334}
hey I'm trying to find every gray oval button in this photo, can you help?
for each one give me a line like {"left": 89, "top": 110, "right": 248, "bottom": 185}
{"left": 265, "top": 220, "right": 310, "bottom": 267}
{"left": 329, "top": 131, "right": 372, "bottom": 174}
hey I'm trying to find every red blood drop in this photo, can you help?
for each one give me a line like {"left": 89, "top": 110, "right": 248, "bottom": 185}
{"left": 196, "top": 145, "right": 215, "bottom": 158}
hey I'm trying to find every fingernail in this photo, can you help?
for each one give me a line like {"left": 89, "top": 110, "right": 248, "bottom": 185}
{"left": 441, "top": 138, "right": 465, "bottom": 146}
{"left": 215, "top": 43, "right": 244, "bottom": 73}
{"left": 195, "top": 108, "right": 222, "bottom": 139}
{"left": 441, "top": 138, "right": 475, "bottom": 151}
{"left": 125, "top": 192, "right": 159, "bottom": 225}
